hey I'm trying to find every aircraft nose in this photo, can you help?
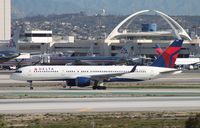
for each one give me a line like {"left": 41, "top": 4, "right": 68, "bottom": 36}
{"left": 9, "top": 52, "right": 20, "bottom": 58}
{"left": 15, "top": 52, "right": 20, "bottom": 57}
{"left": 17, "top": 52, "right": 20, "bottom": 56}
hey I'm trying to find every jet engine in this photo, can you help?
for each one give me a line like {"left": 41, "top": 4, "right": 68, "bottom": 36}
{"left": 67, "top": 77, "right": 91, "bottom": 87}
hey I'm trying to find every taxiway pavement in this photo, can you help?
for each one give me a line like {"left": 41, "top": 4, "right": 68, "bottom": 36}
{"left": 0, "top": 97, "right": 200, "bottom": 114}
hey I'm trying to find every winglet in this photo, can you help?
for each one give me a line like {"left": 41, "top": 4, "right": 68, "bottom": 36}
{"left": 131, "top": 64, "right": 137, "bottom": 72}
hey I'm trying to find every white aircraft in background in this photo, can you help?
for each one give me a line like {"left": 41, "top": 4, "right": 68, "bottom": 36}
{"left": 155, "top": 44, "right": 200, "bottom": 70}
{"left": 11, "top": 39, "right": 183, "bottom": 90}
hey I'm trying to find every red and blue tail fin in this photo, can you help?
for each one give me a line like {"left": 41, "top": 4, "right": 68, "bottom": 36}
{"left": 155, "top": 44, "right": 163, "bottom": 56}
{"left": 151, "top": 39, "right": 183, "bottom": 68}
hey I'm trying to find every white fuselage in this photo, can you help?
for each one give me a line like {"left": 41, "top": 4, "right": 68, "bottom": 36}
{"left": 10, "top": 65, "right": 180, "bottom": 82}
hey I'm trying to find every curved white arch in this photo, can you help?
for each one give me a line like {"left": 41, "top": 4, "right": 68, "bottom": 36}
{"left": 154, "top": 10, "right": 191, "bottom": 40}
{"left": 105, "top": 10, "right": 191, "bottom": 42}
{"left": 155, "top": 11, "right": 182, "bottom": 40}
{"left": 105, "top": 10, "right": 150, "bottom": 41}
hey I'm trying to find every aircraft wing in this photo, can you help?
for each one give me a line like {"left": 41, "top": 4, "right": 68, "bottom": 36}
{"left": 79, "top": 65, "right": 137, "bottom": 81}
{"left": 159, "top": 69, "right": 182, "bottom": 75}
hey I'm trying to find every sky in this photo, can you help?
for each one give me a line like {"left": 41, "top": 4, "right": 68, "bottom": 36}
{"left": 12, "top": 0, "right": 200, "bottom": 17}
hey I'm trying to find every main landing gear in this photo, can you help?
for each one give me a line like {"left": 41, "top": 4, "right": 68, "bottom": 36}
{"left": 27, "top": 81, "right": 33, "bottom": 90}
{"left": 92, "top": 81, "right": 107, "bottom": 90}
{"left": 63, "top": 81, "right": 72, "bottom": 89}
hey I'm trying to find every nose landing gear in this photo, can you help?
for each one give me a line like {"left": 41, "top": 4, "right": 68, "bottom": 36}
{"left": 27, "top": 81, "right": 33, "bottom": 90}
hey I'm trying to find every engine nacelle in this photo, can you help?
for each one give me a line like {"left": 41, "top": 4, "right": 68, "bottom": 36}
{"left": 76, "top": 77, "right": 91, "bottom": 87}
{"left": 67, "top": 77, "right": 91, "bottom": 87}
{"left": 189, "top": 65, "right": 194, "bottom": 70}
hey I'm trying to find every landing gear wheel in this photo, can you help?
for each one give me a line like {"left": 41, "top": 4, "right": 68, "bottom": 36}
{"left": 30, "top": 86, "right": 34, "bottom": 90}
{"left": 93, "top": 85, "right": 106, "bottom": 90}
{"left": 97, "top": 86, "right": 107, "bottom": 90}
{"left": 93, "top": 81, "right": 107, "bottom": 90}
{"left": 102, "top": 86, "right": 107, "bottom": 90}
{"left": 92, "top": 85, "right": 97, "bottom": 90}
{"left": 28, "top": 81, "right": 33, "bottom": 90}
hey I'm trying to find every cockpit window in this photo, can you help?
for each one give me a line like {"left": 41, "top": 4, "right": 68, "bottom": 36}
{"left": 15, "top": 70, "right": 22, "bottom": 73}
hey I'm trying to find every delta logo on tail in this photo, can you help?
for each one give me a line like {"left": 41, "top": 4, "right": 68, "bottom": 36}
{"left": 151, "top": 39, "right": 183, "bottom": 68}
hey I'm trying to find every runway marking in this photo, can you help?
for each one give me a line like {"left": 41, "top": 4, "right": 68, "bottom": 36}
{"left": 79, "top": 108, "right": 92, "bottom": 112}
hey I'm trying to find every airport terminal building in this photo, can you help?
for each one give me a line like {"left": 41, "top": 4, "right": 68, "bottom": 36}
{"left": 16, "top": 10, "right": 200, "bottom": 59}
{"left": 0, "top": 1, "right": 199, "bottom": 59}
{"left": 16, "top": 32, "right": 200, "bottom": 59}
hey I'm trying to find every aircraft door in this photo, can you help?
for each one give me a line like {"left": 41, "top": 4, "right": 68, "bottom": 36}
{"left": 149, "top": 69, "right": 155, "bottom": 80}
{"left": 27, "top": 69, "right": 32, "bottom": 77}
{"left": 61, "top": 69, "right": 65, "bottom": 77}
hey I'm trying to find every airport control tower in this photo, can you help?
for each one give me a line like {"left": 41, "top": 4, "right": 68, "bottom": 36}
{"left": 0, "top": 0, "right": 11, "bottom": 41}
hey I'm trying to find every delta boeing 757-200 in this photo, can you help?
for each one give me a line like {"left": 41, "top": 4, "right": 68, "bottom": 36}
{"left": 11, "top": 39, "right": 183, "bottom": 90}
